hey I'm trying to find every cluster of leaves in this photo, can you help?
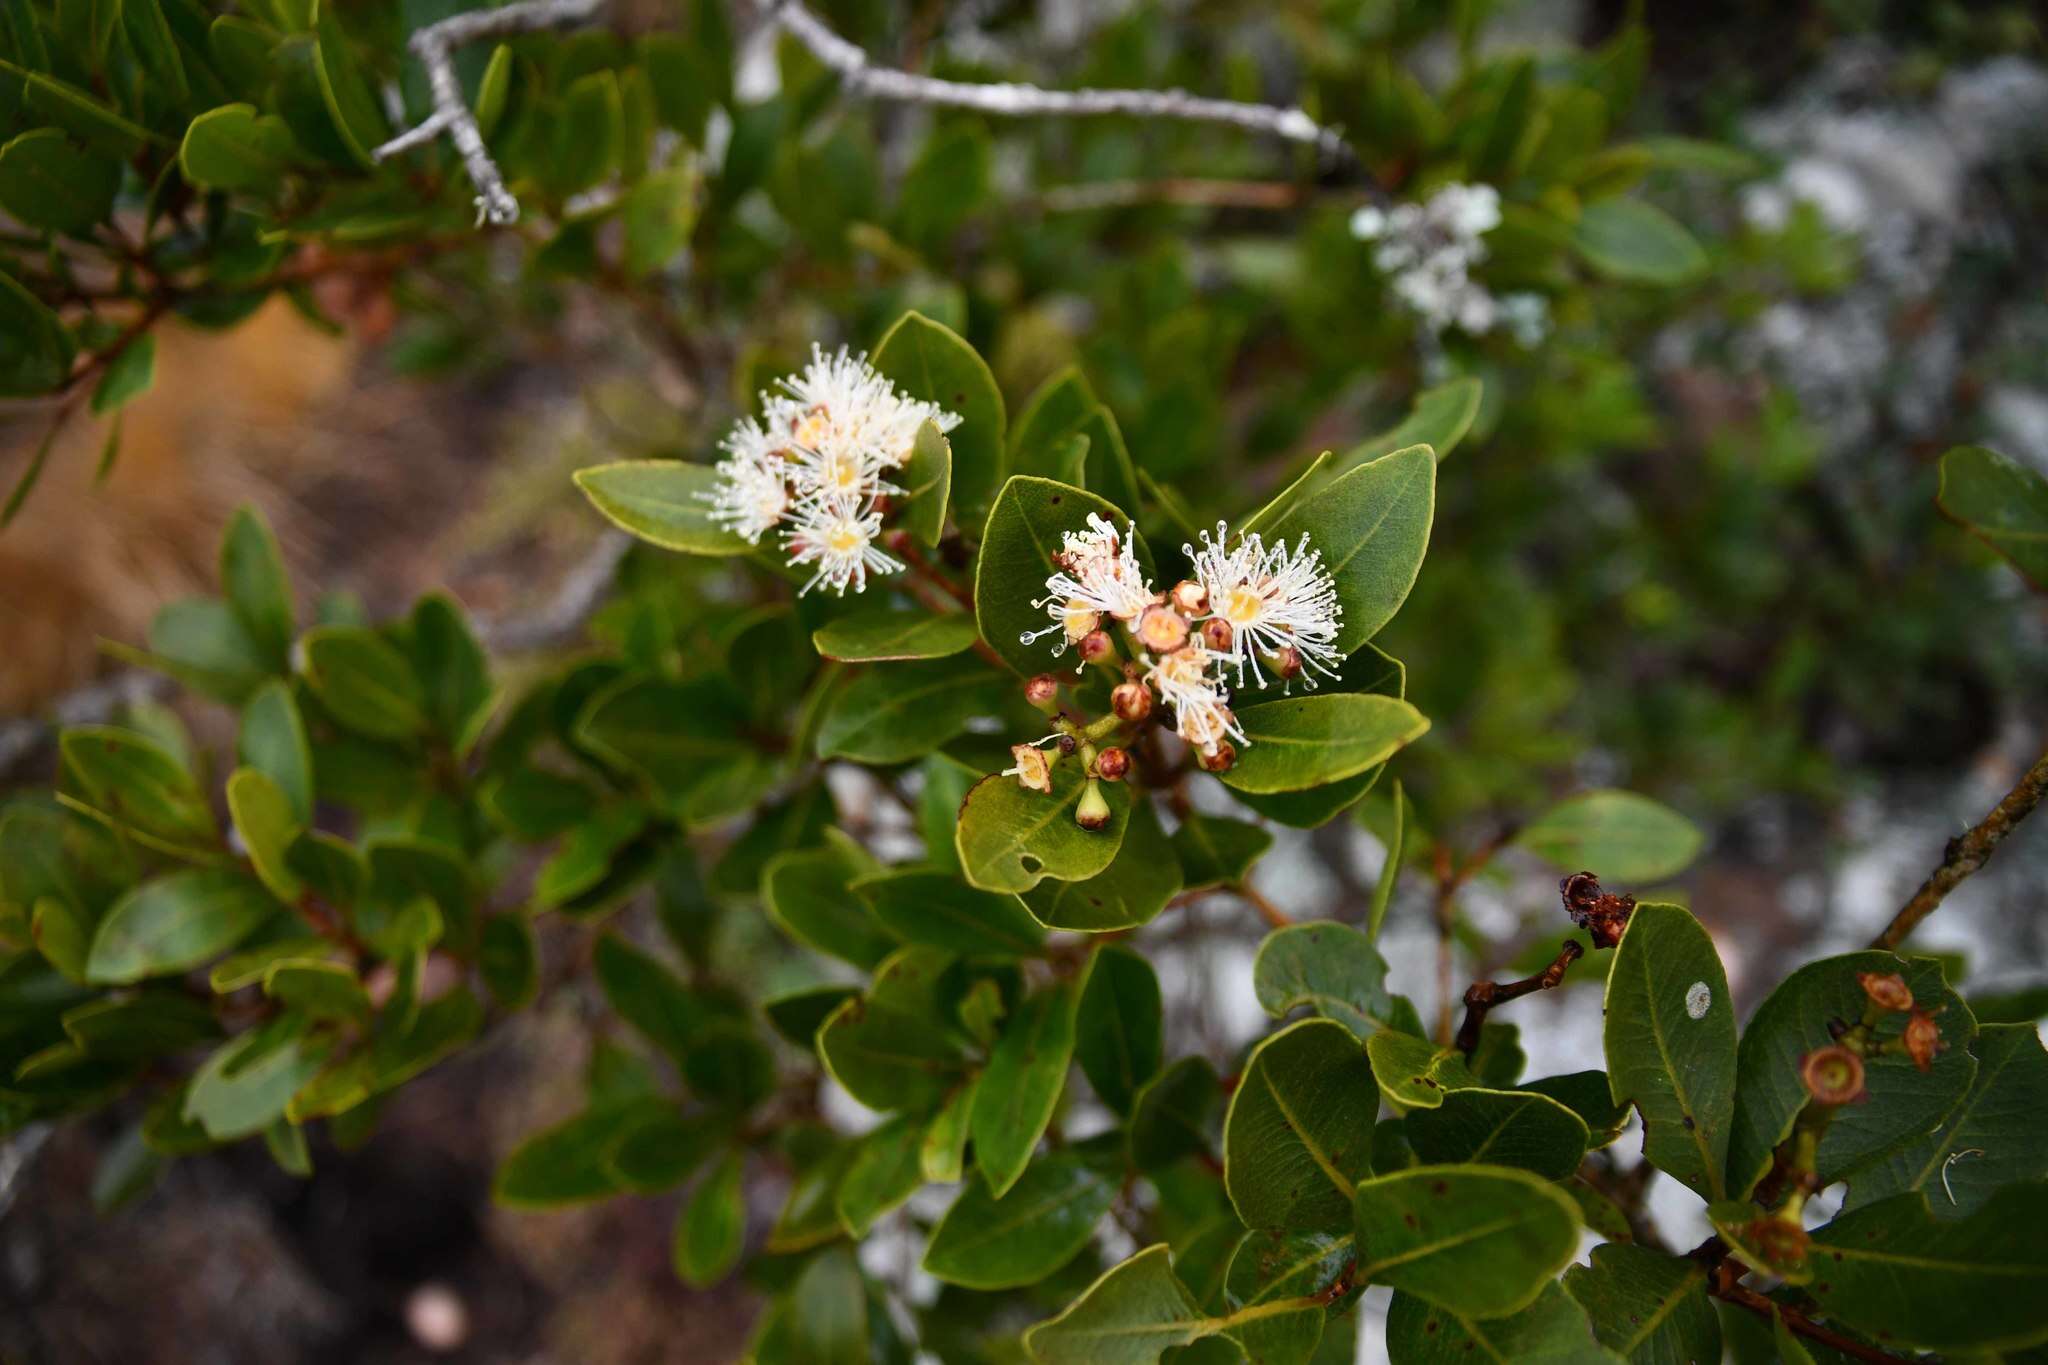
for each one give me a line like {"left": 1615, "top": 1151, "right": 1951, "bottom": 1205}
{"left": 7, "top": 301, "right": 2047, "bottom": 1361}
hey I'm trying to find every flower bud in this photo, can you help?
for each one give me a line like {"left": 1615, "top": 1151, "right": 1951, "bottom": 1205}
{"left": 1094, "top": 747, "right": 1130, "bottom": 782}
{"left": 1137, "top": 603, "right": 1191, "bottom": 654}
{"left": 1903, "top": 1008, "right": 1946, "bottom": 1073}
{"left": 1199, "top": 617, "right": 1234, "bottom": 653}
{"left": 1742, "top": 1217, "right": 1812, "bottom": 1274}
{"left": 1056, "top": 732, "right": 1078, "bottom": 756}
{"left": 1075, "top": 779, "right": 1113, "bottom": 830}
{"left": 1111, "top": 680, "right": 1154, "bottom": 722}
{"left": 1078, "top": 629, "right": 1115, "bottom": 664}
{"left": 1024, "top": 674, "right": 1061, "bottom": 714}
{"left": 1196, "top": 741, "right": 1237, "bottom": 773}
{"left": 1269, "top": 644, "right": 1303, "bottom": 680}
{"left": 1170, "top": 579, "right": 1208, "bottom": 615}
{"left": 1857, "top": 971, "right": 1913, "bottom": 1013}
{"left": 1800, "top": 1045, "right": 1866, "bottom": 1105}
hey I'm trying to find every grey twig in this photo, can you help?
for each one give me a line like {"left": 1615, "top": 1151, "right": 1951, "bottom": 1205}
{"left": 373, "top": 0, "right": 608, "bottom": 226}
{"left": 762, "top": 0, "right": 1351, "bottom": 162}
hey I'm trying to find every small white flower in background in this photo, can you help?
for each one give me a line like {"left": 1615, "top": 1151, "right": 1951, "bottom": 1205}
{"left": 1498, "top": 291, "right": 1552, "bottom": 349}
{"left": 1186, "top": 523, "right": 1343, "bottom": 689}
{"left": 1350, "top": 182, "right": 1543, "bottom": 344}
{"left": 700, "top": 345, "right": 959, "bottom": 592}
{"left": 1022, "top": 513, "right": 1152, "bottom": 653}
{"left": 783, "top": 497, "right": 900, "bottom": 597}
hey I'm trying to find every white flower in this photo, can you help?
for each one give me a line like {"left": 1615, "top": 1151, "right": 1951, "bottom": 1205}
{"left": 1498, "top": 292, "right": 1552, "bottom": 348}
{"left": 786, "top": 441, "right": 901, "bottom": 508}
{"left": 783, "top": 496, "right": 900, "bottom": 597}
{"left": 1186, "top": 522, "right": 1343, "bottom": 688}
{"left": 1352, "top": 182, "right": 1519, "bottom": 340}
{"left": 767, "top": 344, "right": 960, "bottom": 474}
{"left": 1021, "top": 513, "right": 1153, "bottom": 654}
{"left": 1003, "top": 739, "right": 1058, "bottom": 792}
{"left": 703, "top": 416, "right": 793, "bottom": 543}
{"left": 1146, "top": 647, "right": 1243, "bottom": 756}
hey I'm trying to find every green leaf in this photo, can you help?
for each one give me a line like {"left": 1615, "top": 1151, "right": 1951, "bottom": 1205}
{"left": 1515, "top": 791, "right": 1704, "bottom": 882}
{"left": 1353, "top": 1165, "right": 1581, "bottom": 1318}
{"left": 593, "top": 934, "right": 714, "bottom": 1064}
{"left": 573, "top": 461, "right": 751, "bottom": 555}
{"left": 852, "top": 868, "right": 1044, "bottom": 958}
{"left": 1220, "top": 1228, "right": 1352, "bottom": 1364}
{"left": 184, "top": 1015, "right": 331, "bottom": 1138}
{"left": 1366, "top": 1028, "right": 1478, "bottom": 1109}
{"left": 1602, "top": 902, "right": 1736, "bottom": 1201}
{"left": 1847, "top": 1021, "right": 2048, "bottom": 1216}
{"left": 1403, "top": 1088, "right": 1590, "bottom": 1180}
{"left": 811, "top": 608, "right": 978, "bottom": 662}
{"left": 0, "top": 127, "right": 119, "bottom": 233}
{"left": 1252, "top": 920, "right": 1402, "bottom": 1043}
{"left": 60, "top": 725, "right": 215, "bottom": 849}
{"left": 1366, "top": 779, "right": 1405, "bottom": 939}
{"left": 478, "top": 914, "right": 538, "bottom": 1009}
{"left": 765, "top": 986, "right": 857, "bottom": 1047}
{"left": 1224, "top": 1018, "right": 1378, "bottom": 1232}
{"left": 955, "top": 761, "right": 1129, "bottom": 894}
{"left": 971, "top": 974, "right": 1082, "bottom": 1198}
{"left": 1571, "top": 199, "right": 1708, "bottom": 285}
{"left": 1937, "top": 444, "right": 2048, "bottom": 589}
{"left": 871, "top": 311, "right": 1004, "bottom": 515}
{"left": 1218, "top": 694, "right": 1429, "bottom": 796}
{"left": 577, "top": 675, "right": 757, "bottom": 811}
{"left": 238, "top": 681, "right": 313, "bottom": 823}
{"left": 299, "top": 626, "right": 427, "bottom": 741}
{"left": 533, "top": 802, "right": 649, "bottom": 909}
{"left": 179, "top": 103, "right": 298, "bottom": 191}
{"left": 1388, "top": 1282, "right": 1623, "bottom": 1364}
{"left": 10, "top": 64, "right": 160, "bottom": 157}
{"left": 226, "top": 767, "right": 303, "bottom": 904}
{"left": 975, "top": 475, "right": 1147, "bottom": 676}
{"left": 1129, "top": 1055, "right": 1222, "bottom": 1173}
{"left": 1023, "top": 1244, "right": 1211, "bottom": 1365}
{"left": 925, "top": 1149, "right": 1120, "bottom": 1289}
{"left": 133, "top": 597, "right": 271, "bottom": 702}
{"left": 1520, "top": 1071, "right": 1632, "bottom": 1149}
{"left": 834, "top": 1113, "right": 925, "bottom": 1237}
{"left": 1, "top": 412, "right": 61, "bottom": 525}
{"left": 784, "top": 1245, "right": 868, "bottom": 1365}
{"left": 495, "top": 1098, "right": 669, "bottom": 1209}
{"left": 762, "top": 840, "right": 895, "bottom": 968}
{"left": 1805, "top": 1187, "right": 2048, "bottom": 1351}
{"left": 1342, "top": 377, "right": 1484, "bottom": 475}
{"left": 815, "top": 657, "right": 1006, "bottom": 764}
{"left": 1264, "top": 444, "right": 1434, "bottom": 653}
{"left": 1171, "top": 813, "right": 1272, "bottom": 892}
{"left": 622, "top": 166, "right": 699, "bottom": 277}
{"left": 1726, "top": 952, "right": 1976, "bottom": 1200}
{"left": 1074, "top": 944, "right": 1162, "bottom": 1115}
{"left": 0, "top": 268, "right": 75, "bottom": 397}
{"left": 311, "top": 3, "right": 388, "bottom": 168}
{"left": 900, "top": 419, "right": 953, "bottom": 547}
{"left": 1019, "top": 795, "right": 1180, "bottom": 932}
{"left": 265, "top": 959, "right": 369, "bottom": 1018}
{"left": 921, "top": 1078, "right": 976, "bottom": 1182}
{"left": 1010, "top": 367, "right": 1097, "bottom": 475}
{"left": 817, "top": 985, "right": 969, "bottom": 1113}
{"left": 408, "top": 593, "right": 492, "bottom": 748}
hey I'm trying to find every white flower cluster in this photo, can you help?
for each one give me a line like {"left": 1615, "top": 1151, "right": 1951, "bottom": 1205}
{"left": 1022, "top": 516, "right": 1343, "bottom": 760}
{"left": 703, "top": 345, "right": 961, "bottom": 595}
{"left": 1349, "top": 183, "right": 1550, "bottom": 346}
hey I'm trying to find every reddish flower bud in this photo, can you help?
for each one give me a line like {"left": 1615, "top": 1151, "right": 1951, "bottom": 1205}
{"left": 1270, "top": 644, "right": 1304, "bottom": 679}
{"left": 1857, "top": 971, "right": 1913, "bottom": 1013}
{"left": 1199, "top": 618, "right": 1234, "bottom": 653}
{"left": 1094, "top": 747, "right": 1130, "bottom": 782}
{"left": 1744, "top": 1217, "right": 1812, "bottom": 1273}
{"left": 1078, "top": 629, "right": 1115, "bottom": 664}
{"left": 1024, "top": 674, "right": 1061, "bottom": 713}
{"left": 1169, "top": 579, "right": 1208, "bottom": 615}
{"left": 1800, "top": 1045, "right": 1867, "bottom": 1105}
{"left": 1111, "top": 680, "right": 1154, "bottom": 722}
{"left": 1196, "top": 741, "right": 1237, "bottom": 773}
{"left": 1903, "top": 1008, "right": 1947, "bottom": 1073}
{"left": 1137, "top": 603, "right": 1191, "bottom": 655}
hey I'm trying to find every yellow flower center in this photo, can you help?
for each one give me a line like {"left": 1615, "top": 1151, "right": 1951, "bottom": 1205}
{"left": 1223, "top": 584, "right": 1264, "bottom": 626}
{"left": 1062, "top": 599, "right": 1101, "bottom": 641}
{"left": 795, "top": 408, "right": 831, "bottom": 448}
{"left": 826, "top": 525, "right": 865, "bottom": 555}
{"left": 824, "top": 452, "right": 862, "bottom": 492}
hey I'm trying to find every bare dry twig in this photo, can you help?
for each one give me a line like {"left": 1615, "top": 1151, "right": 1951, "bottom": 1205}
{"left": 1871, "top": 740, "right": 2048, "bottom": 951}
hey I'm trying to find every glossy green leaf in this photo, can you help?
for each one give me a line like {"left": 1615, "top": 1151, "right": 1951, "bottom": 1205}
{"left": 1514, "top": 791, "right": 1703, "bottom": 882}
{"left": 130, "top": 597, "right": 271, "bottom": 703}
{"left": 1602, "top": 902, "right": 1736, "bottom": 1201}
{"left": 871, "top": 311, "right": 1004, "bottom": 514}
{"left": 1389, "top": 1282, "right": 1623, "bottom": 1364}
{"left": 1224, "top": 1019, "right": 1378, "bottom": 1232}
{"left": 573, "top": 461, "right": 751, "bottom": 555}
{"left": 1726, "top": 952, "right": 1974, "bottom": 1200}
{"left": 1805, "top": 1187, "right": 2048, "bottom": 1351}
{"left": 1404, "top": 1087, "right": 1590, "bottom": 1180}
{"left": 1265, "top": 443, "right": 1434, "bottom": 652}
{"left": 674, "top": 1150, "right": 746, "bottom": 1286}
{"left": 226, "top": 767, "right": 303, "bottom": 904}
{"left": 834, "top": 1113, "right": 925, "bottom": 1237}
{"left": 264, "top": 959, "right": 369, "bottom": 1018}
{"left": 1019, "top": 795, "right": 1179, "bottom": 931}
{"left": 1252, "top": 920, "right": 1402, "bottom": 1043}
{"left": 1937, "top": 444, "right": 2048, "bottom": 589}
{"left": 593, "top": 934, "right": 714, "bottom": 1064}
{"left": 60, "top": 725, "right": 215, "bottom": 849}
{"left": 852, "top": 868, "right": 1044, "bottom": 958}
{"left": 0, "top": 268, "right": 75, "bottom": 398}
{"left": 1353, "top": 1165, "right": 1581, "bottom": 1318}
{"left": 87, "top": 868, "right": 275, "bottom": 983}
{"left": 1366, "top": 1028, "right": 1478, "bottom": 1110}
{"left": 1010, "top": 367, "right": 1097, "bottom": 475}
{"left": 239, "top": 681, "right": 313, "bottom": 823}
{"left": 495, "top": 1098, "right": 670, "bottom": 1209}
{"left": 921, "top": 1078, "right": 976, "bottom": 1183}
{"left": 299, "top": 626, "right": 427, "bottom": 741}
{"left": 408, "top": 593, "right": 492, "bottom": 749}
{"left": 762, "top": 839, "right": 895, "bottom": 968}
{"left": 1220, "top": 1228, "right": 1351, "bottom": 1364}
{"left": 815, "top": 656, "right": 1007, "bottom": 763}
{"left": 622, "top": 166, "right": 699, "bottom": 277}
{"left": 1171, "top": 813, "right": 1273, "bottom": 892}
{"left": 764, "top": 985, "right": 858, "bottom": 1046}
{"left": 1129, "top": 1055, "right": 1222, "bottom": 1173}
{"left": 817, "top": 989, "right": 969, "bottom": 1113}
{"left": 180, "top": 102, "right": 299, "bottom": 191}
{"left": 811, "top": 609, "right": 979, "bottom": 662}
{"left": 1219, "top": 693, "right": 1429, "bottom": 797}
{"left": 311, "top": 4, "right": 387, "bottom": 167}
{"left": 1520, "top": 1071, "right": 1632, "bottom": 1149}
{"left": 899, "top": 418, "right": 953, "bottom": 547}
{"left": 925, "top": 1150, "right": 1120, "bottom": 1289}
{"left": 1572, "top": 198, "right": 1708, "bottom": 284}
{"left": 955, "top": 760, "right": 1129, "bottom": 893}
{"left": 0, "top": 127, "right": 119, "bottom": 233}
{"left": 971, "top": 974, "right": 1082, "bottom": 1197}
{"left": 975, "top": 474, "right": 1146, "bottom": 676}
{"left": 184, "top": 1016, "right": 331, "bottom": 1139}
{"left": 1366, "top": 779, "right": 1405, "bottom": 939}
{"left": 1074, "top": 944, "right": 1162, "bottom": 1115}
{"left": 1023, "top": 1244, "right": 1211, "bottom": 1364}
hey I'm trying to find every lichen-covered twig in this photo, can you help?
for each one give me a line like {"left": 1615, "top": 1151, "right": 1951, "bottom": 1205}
{"left": 761, "top": 0, "right": 1351, "bottom": 163}
{"left": 1871, "top": 740, "right": 2048, "bottom": 950}
{"left": 373, "top": 0, "right": 607, "bottom": 225}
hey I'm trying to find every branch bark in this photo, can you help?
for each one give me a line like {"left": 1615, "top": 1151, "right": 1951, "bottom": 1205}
{"left": 1870, "top": 740, "right": 2048, "bottom": 950}
{"left": 1454, "top": 938, "right": 1584, "bottom": 1054}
